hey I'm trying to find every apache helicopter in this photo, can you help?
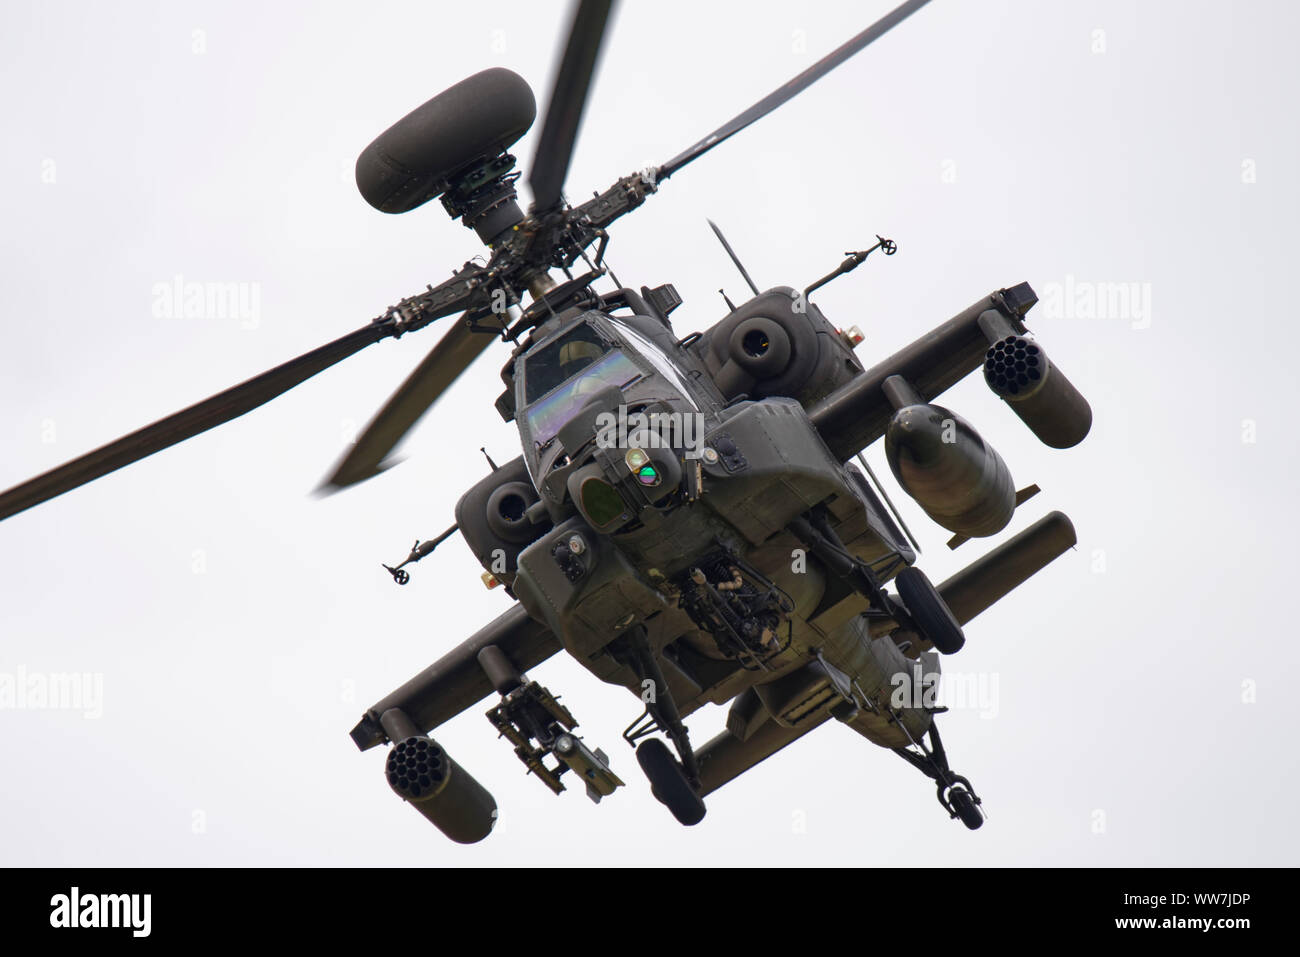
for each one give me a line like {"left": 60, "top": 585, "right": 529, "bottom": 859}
{"left": 0, "top": 0, "right": 1091, "bottom": 843}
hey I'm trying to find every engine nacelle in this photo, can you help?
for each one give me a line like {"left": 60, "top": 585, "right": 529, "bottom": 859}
{"left": 885, "top": 403, "right": 1015, "bottom": 539}
{"left": 694, "top": 287, "right": 862, "bottom": 405}
{"left": 455, "top": 456, "right": 551, "bottom": 587}
{"left": 385, "top": 735, "right": 498, "bottom": 844}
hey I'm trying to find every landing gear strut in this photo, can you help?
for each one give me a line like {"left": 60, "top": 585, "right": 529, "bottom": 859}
{"left": 612, "top": 625, "right": 708, "bottom": 826}
{"left": 789, "top": 510, "right": 966, "bottom": 655}
{"left": 893, "top": 721, "right": 985, "bottom": 830}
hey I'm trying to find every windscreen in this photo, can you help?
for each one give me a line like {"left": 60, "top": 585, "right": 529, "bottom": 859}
{"left": 524, "top": 324, "right": 611, "bottom": 404}
{"left": 523, "top": 349, "right": 640, "bottom": 443}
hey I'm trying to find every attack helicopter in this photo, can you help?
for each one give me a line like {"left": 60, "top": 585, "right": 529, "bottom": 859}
{"left": 0, "top": 0, "right": 1091, "bottom": 842}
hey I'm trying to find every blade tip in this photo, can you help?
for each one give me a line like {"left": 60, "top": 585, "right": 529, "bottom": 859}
{"left": 313, "top": 457, "right": 406, "bottom": 497}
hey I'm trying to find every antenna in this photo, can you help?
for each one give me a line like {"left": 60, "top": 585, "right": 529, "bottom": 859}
{"left": 707, "top": 219, "right": 760, "bottom": 297}
{"left": 804, "top": 236, "right": 897, "bottom": 303}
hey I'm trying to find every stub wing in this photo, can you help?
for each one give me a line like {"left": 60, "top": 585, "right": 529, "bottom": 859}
{"left": 809, "top": 282, "right": 1089, "bottom": 461}
{"left": 350, "top": 603, "right": 561, "bottom": 751}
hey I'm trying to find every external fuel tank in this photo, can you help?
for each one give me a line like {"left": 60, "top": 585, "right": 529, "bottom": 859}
{"left": 884, "top": 403, "right": 1015, "bottom": 539}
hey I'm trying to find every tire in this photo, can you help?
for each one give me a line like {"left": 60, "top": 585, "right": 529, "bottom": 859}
{"left": 949, "top": 786, "right": 984, "bottom": 830}
{"left": 896, "top": 566, "right": 965, "bottom": 655}
{"left": 636, "top": 739, "right": 706, "bottom": 826}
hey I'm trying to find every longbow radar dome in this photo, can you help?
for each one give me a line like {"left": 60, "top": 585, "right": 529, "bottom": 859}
{"left": 355, "top": 67, "right": 537, "bottom": 215}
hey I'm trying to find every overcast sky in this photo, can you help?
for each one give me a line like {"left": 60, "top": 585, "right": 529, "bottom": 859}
{"left": 2, "top": 0, "right": 1297, "bottom": 866}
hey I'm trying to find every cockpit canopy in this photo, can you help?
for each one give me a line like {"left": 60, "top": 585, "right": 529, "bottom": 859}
{"left": 519, "top": 321, "right": 641, "bottom": 447}
{"left": 522, "top": 323, "right": 611, "bottom": 405}
{"left": 515, "top": 312, "right": 704, "bottom": 486}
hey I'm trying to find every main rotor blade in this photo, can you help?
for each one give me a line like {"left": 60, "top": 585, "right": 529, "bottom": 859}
{"left": 657, "top": 0, "right": 931, "bottom": 181}
{"left": 528, "top": 0, "right": 615, "bottom": 213}
{"left": 321, "top": 319, "right": 499, "bottom": 491}
{"left": 0, "top": 322, "right": 396, "bottom": 522}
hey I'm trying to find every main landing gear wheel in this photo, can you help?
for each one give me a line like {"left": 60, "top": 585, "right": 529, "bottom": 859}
{"left": 946, "top": 785, "right": 984, "bottom": 830}
{"left": 636, "top": 739, "right": 706, "bottom": 826}
{"left": 895, "top": 566, "right": 965, "bottom": 654}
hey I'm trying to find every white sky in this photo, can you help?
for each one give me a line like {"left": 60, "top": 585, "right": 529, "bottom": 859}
{"left": 1, "top": 0, "right": 1297, "bottom": 866}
